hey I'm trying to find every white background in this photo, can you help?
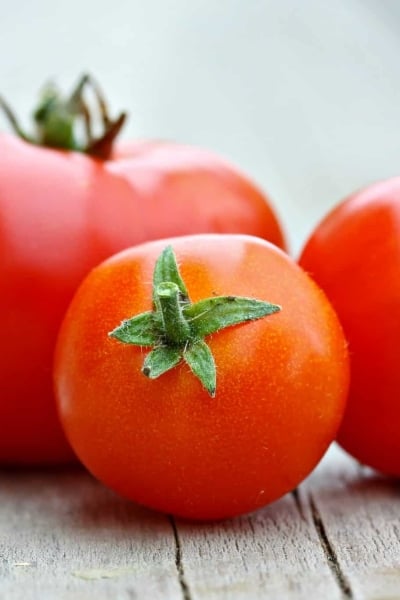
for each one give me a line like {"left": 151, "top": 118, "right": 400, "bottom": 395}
{"left": 2, "top": 0, "right": 400, "bottom": 252}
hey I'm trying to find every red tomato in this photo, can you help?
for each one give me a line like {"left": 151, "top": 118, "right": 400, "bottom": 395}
{"left": 299, "top": 178, "right": 400, "bottom": 476}
{"left": 54, "top": 234, "right": 349, "bottom": 520}
{"left": 0, "top": 126, "right": 286, "bottom": 464}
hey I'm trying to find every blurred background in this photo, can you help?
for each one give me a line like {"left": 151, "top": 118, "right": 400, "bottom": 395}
{"left": 2, "top": 0, "right": 400, "bottom": 253}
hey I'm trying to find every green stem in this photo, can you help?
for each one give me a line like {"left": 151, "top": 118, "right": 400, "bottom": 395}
{"left": 0, "top": 74, "right": 126, "bottom": 159}
{"left": 156, "top": 282, "right": 192, "bottom": 346}
{"left": 109, "top": 245, "right": 282, "bottom": 397}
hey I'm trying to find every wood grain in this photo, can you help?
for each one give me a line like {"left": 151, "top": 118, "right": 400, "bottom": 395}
{"left": 174, "top": 491, "right": 341, "bottom": 600}
{"left": 2, "top": 2, "right": 400, "bottom": 598}
{"left": 303, "top": 448, "right": 400, "bottom": 600}
{"left": 0, "top": 468, "right": 180, "bottom": 600}
{"left": 0, "top": 448, "right": 399, "bottom": 599}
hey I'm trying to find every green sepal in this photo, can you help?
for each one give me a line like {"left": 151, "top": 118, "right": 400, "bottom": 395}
{"left": 109, "top": 245, "right": 282, "bottom": 398}
{"left": 152, "top": 246, "right": 189, "bottom": 312}
{"left": 108, "top": 312, "right": 159, "bottom": 346}
{"left": 184, "top": 296, "right": 281, "bottom": 338}
{"left": 38, "top": 111, "right": 77, "bottom": 150}
{"left": 184, "top": 340, "right": 216, "bottom": 397}
{"left": 142, "top": 346, "right": 182, "bottom": 379}
{"left": 33, "top": 85, "right": 76, "bottom": 150}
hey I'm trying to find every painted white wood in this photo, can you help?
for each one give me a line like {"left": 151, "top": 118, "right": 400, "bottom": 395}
{"left": 0, "top": 468, "right": 181, "bottom": 600}
{"left": 0, "top": 447, "right": 399, "bottom": 599}
{"left": 303, "top": 446, "right": 400, "bottom": 600}
{"left": 0, "top": 457, "right": 342, "bottom": 600}
{"left": 174, "top": 488, "right": 342, "bottom": 600}
{"left": 170, "top": 446, "right": 400, "bottom": 600}
{"left": 2, "top": 1, "right": 400, "bottom": 598}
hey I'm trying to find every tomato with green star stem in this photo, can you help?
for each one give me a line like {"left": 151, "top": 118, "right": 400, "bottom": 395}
{"left": 0, "top": 75, "right": 285, "bottom": 464}
{"left": 54, "top": 234, "right": 349, "bottom": 520}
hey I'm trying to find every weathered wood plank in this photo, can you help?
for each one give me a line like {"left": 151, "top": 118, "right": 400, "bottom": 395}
{"left": 0, "top": 468, "right": 181, "bottom": 600}
{"left": 2, "top": 2, "right": 400, "bottom": 599}
{"left": 174, "top": 469, "right": 343, "bottom": 599}
{"left": 0, "top": 447, "right": 399, "bottom": 599}
{"left": 303, "top": 446, "right": 400, "bottom": 600}
{"left": 174, "top": 446, "right": 400, "bottom": 600}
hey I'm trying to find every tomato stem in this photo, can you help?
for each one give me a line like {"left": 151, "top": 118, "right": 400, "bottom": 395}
{"left": 109, "top": 245, "right": 281, "bottom": 397}
{"left": 0, "top": 74, "right": 126, "bottom": 159}
{"left": 156, "top": 282, "right": 192, "bottom": 345}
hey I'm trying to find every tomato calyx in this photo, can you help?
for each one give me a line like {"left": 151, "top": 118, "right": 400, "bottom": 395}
{"left": 0, "top": 74, "right": 126, "bottom": 159}
{"left": 109, "top": 245, "right": 281, "bottom": 397}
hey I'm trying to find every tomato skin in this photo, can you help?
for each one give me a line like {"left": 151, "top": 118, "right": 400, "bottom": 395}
{"left": 299, "top": 178, "right": 400, "bottom": 476}
{"left": 0, "top": 134, "right": 285, "bottom": 465}
{"left": 54, "top": 234, "right": 348, "bottom": 520}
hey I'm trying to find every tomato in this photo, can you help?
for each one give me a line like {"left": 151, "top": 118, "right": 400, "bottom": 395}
{"left": 299, "top": 178, "right": 400, "bottom": 476}
{"left": 54, "top": 234, "right": 349, "bottom": 520}
{"left": 0, "top": 79, "right": 285, "bottom": 465}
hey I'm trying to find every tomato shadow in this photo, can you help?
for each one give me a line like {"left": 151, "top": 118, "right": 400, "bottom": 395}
{"left": 170, "top": 492, "right": 312, "bottom": 547}
{"left": 3, "top": 453, "right": 398, "bottom": 541}
{"left": 0, "top": 462, "right": 314, "bottom": 544}
{"left": 310, "top": 466, "right": 400, "bottom": 505}
{"left": 0, "top": 465, "right": 169, "bottom": 534}
{"left": 346, "top": 468, "right": 400, "bottom": 494}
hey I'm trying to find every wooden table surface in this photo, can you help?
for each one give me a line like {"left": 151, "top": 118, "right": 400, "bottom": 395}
{"left": 2, "top": 2, "right": 400, "bottom": 598}
{"left": 2, "top": 445, "right": 399, "bottom": 600}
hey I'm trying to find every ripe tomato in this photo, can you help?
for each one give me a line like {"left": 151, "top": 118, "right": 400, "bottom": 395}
{"left": 299, "top": 178, "right": 400, "bottom": 476}
{"left": 54, "top": 234, "right": 349, "bottom": 520}
{"left": 0, "top": 79, "right": 285, "bottom": 465}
